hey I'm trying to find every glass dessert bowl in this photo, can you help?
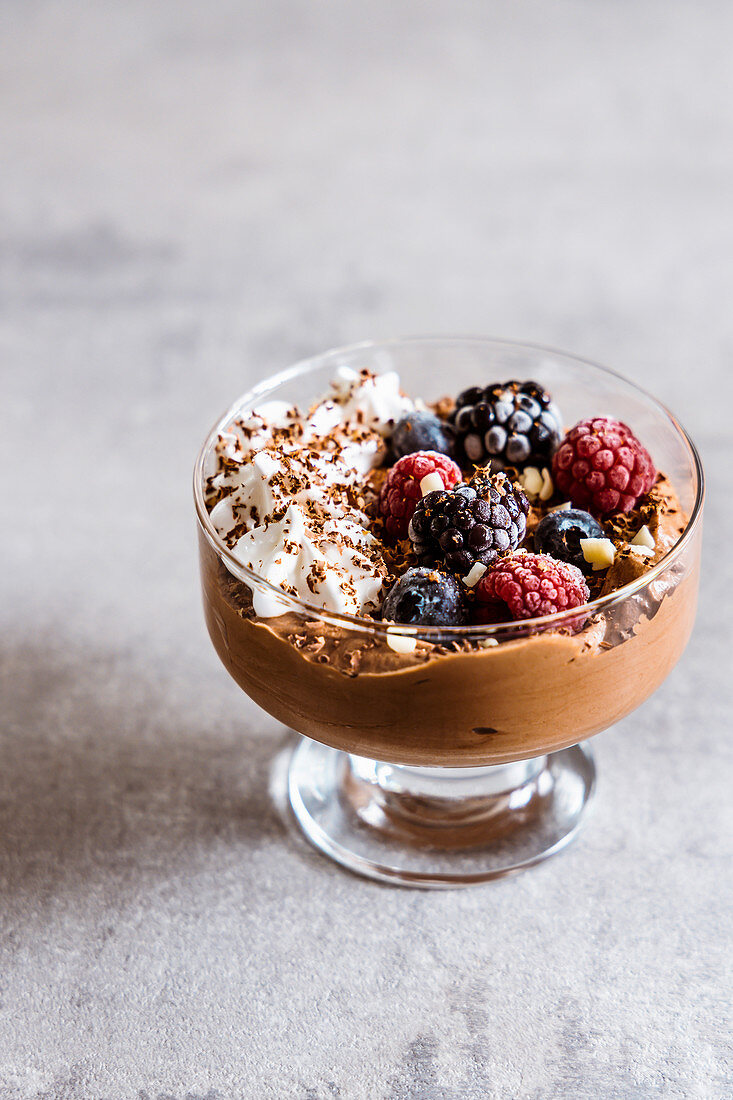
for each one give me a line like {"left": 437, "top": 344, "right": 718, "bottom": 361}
{"left": 194, "top": 338, "right": 704, "bottom": 887}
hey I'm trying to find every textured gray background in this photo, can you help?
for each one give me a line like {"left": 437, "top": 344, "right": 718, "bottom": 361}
{"left": 1, "top": 2, "right": 731, "bottom": 1097}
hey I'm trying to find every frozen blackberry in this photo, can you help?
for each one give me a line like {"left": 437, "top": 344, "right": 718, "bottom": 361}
{"left": 450, "top": 380, "right": 563, "bottom": 471}
{"left": 381, "top": 567, "right": 467, "bottom": 627}
{"left": 408, "top": 467, "right": 530, "bottom": 576}
{"left": 391, "top": 411, "right": 455, "bottom": 460}
{"left": 534, "top": 508, "right": 604, "bottom": 575}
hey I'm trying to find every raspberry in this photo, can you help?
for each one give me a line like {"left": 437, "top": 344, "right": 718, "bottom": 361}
{"left": 552, "top": 417, "right": 656, "bottom": 516}
{"left": 379, "top": 450, "right": 462, "bottom": 541}
{"left": 476, "top": 552, "right": 589, "bottom": 621}
{"left": 451, "top": 380, "right": 563, "bottom": 471}
{"left": 408, "top": 467, "right": 529, "bottom": 576}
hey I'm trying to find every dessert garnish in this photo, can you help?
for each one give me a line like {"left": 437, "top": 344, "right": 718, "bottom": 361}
{"left": 381, "top": 566, "right": 467, "bottom": 627}
{"left": 518, "top": 465, "right": 554, "bottom": 502}
{"left": 628, "top": 543, "right": 655, "bottom": 559}
{"left": 450, "top": 380, "right": 563, "bottom": 470}
{"left": 630, "top": 525, "right": 655, "bottom": 550}
{"left": 205, "top": 367, "right": 413, "bottom": 617}
{"left": 385, "top": 628, "right": 419, "bottom": 655}
{"left": 580, "top": 537, "right": 616, "bottom": 571}
{"left": 205, "top": 366, "right": 685, "bottom": 643}
{"left": 552, "top": 416, "right": 656, "bottom": 515}
{"left": 534, "top": 508, "right": 605, "bottom": 575}
{"left": 391, "top": 411, "right": 455, "bottom": 459}
{"left": 475, "top": 552, "right": 590, "bottom": 621}
{"left": 378, "top": 451, "right": 462, "bottom": 541}
{"left": 408, "top": 466, "right": 530, "bottom": 576}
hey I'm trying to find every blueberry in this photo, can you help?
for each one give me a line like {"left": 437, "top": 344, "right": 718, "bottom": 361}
{"left": 534, "top": 508, "right": 605, "bottom": 574}
{"left": 381, "top": 567, "right": 467, "bottom": 627}
{"left": 391, "top": 412, "right": 455, "bottom": 460}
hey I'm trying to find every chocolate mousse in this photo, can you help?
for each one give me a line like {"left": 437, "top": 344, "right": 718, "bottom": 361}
{"left": 197, "top": 368, "right": 700, "bottom": 766}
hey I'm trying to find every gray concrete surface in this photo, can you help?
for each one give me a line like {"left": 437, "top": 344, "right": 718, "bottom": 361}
{"left": 1, "top": 2, "right": 731, "bottom": 1097}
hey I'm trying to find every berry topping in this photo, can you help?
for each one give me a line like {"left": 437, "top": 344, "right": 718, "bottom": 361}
{"left": 381, "top": 567, "right": 467, "bottom": 627}
{"left": 379, "top": 451, "right": 462, "bottom": 541}
{"left": 476, "top": 552, "right": 589, "bottom": 621}
{"left": 408, "top": 467, "right": 530, "bottom": 576}
{"left": 450, "top": 380, "right": 563, "bottom": 471}
{"left": 392, "top": 411, "right": 455, "bottom": 460}
{"left": 552, "top": 417, "right": 656, "bottom": 516}
{"left": 534, "top": 508, "right": 605, "bottom": 575}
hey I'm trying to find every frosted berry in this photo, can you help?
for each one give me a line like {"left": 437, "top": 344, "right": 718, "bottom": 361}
{"left": 408, "top": 466, "right": 529, "bottom": 576}
{"left": 451, "top": 380, "right": 563, "bottom": 471}
{"left": 476, "top": 552, "right": 589, "bottom": 621}
{"left": 552, "top": 417, "right": 655, "bottom": 516}
{"left": 381, "top": 567, "right": 467, "bottom": 627}
{"left": 392, "top": 411, "right": 455, "bottom": 460}
{"left": 534, "top": 508, "right": 604, "bottom": 575}
{"left": 379, "top": 450, "right": 462, "bottom": 541}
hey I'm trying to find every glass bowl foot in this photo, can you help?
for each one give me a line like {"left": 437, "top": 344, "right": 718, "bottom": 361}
{"left": 287, "top": 736, "right": 596, "bottom": 888}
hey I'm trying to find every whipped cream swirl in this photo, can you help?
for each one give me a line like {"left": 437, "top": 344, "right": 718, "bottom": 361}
{"left": 205, "top": 367, "right": 414, "bottom": 617}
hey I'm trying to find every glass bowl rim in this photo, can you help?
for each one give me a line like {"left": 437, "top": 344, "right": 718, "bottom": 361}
{"left": 193, "top": 335, "right": 705, "bottom": 637}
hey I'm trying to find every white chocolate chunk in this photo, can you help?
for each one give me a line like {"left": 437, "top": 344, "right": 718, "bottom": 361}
{"left": 463, "top": 562, "right": 488, "bottom": 588}
{"left": 386, "top": 629, "right": 417, "bottom": 654}
{"left": 580, "top": 537, "right": 615, "bottom": 571}
{"left": 629, "top": 543, "right": 654, "bottom": 558}
{"left": 420, "top": 472, "right": 445, "bottom": 496}
{"left": 539, "top": 468, "right": 554, "bottom": 501}
{"left": 520, "top": 466, "right": 543, "bottom": 498}
{"left": 477, "top": 637, "right": 499, "bottom": 648}
{"left": 547, "top": 501, "right": 572, "bottom": 513}
{"left": 631, "top": 524, "right": 655, "bottom": 550}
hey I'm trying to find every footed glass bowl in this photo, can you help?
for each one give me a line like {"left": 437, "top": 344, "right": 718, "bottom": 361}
{"left": 194, "top": 338, "right": 704, "bottom": 887}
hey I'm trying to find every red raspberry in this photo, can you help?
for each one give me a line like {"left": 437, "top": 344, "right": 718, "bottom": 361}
{"left": 379, "top": 451, "right": 462, "bottom": 540}
{"left": 552, "top": 417, "right": 655, "bottom": 516}
{"left": 476, "top": 552, "right": 589, "bottom": 621}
